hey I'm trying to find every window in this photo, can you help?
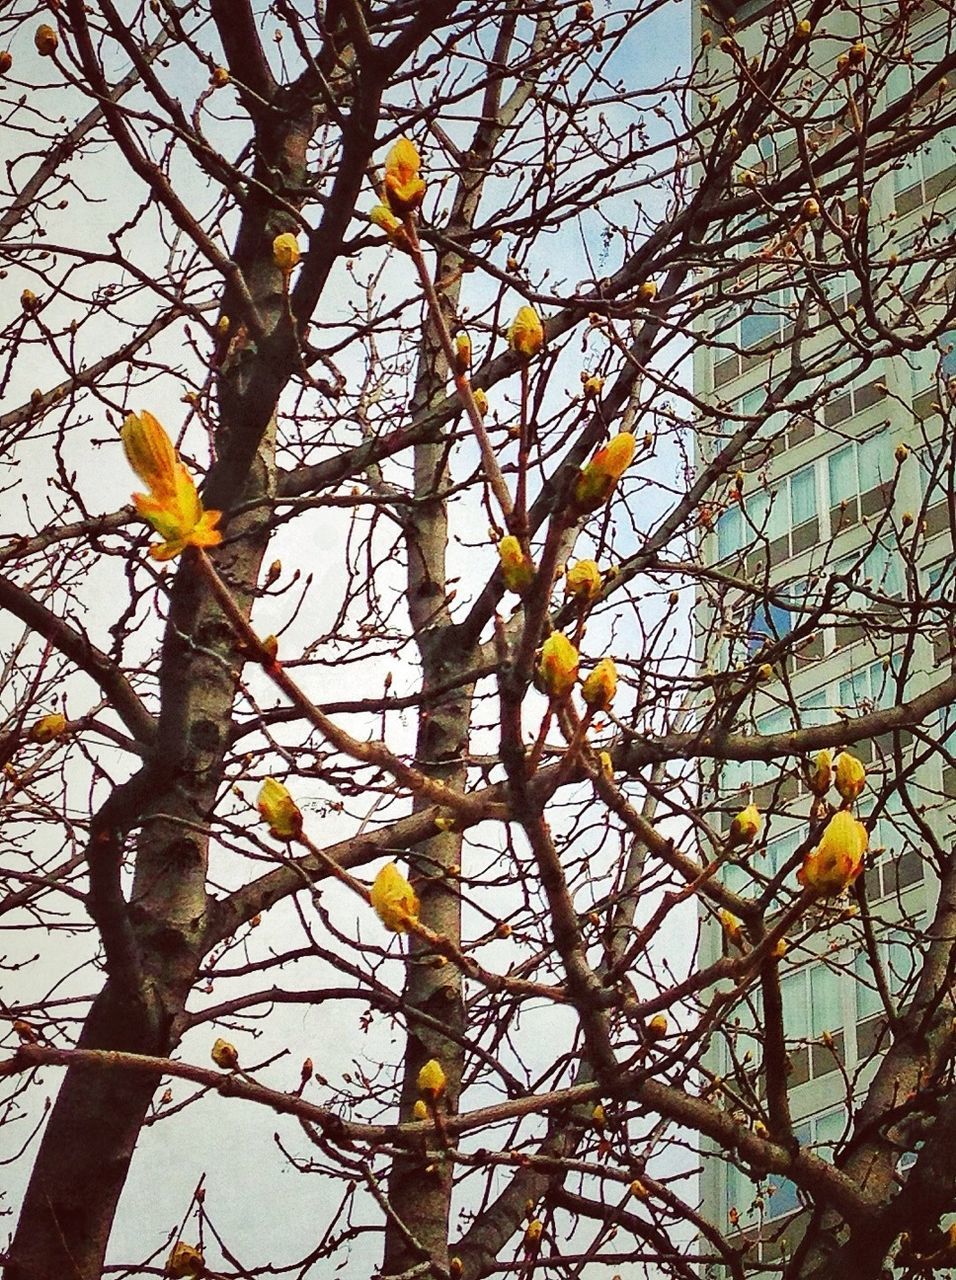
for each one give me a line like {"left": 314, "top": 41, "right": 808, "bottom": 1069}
{"left": 725, "top": 1106, "right": 847, "bottom": 1227}
{"left": 712, "top": 288, "right": 794, "bottom": 387}
{"left": 910, "top": 329, "right": 956, "bottom": 394}
{"left": 781, "top": 963, "right": 847, "bottom": 1087}
{"left": 822, "top": 372, "right": 885, "bottom": 430}
{"left": 827, "top": 433, "right": 892, "bottom": 532}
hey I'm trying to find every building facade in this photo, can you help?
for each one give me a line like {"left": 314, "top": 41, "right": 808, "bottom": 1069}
{"left": 691, "top": 0, "right": 956, "bottom": 1271}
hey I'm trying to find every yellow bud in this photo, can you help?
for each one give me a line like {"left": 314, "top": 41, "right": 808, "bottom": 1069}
{"left": 834, "top": 750, "right": 866, "bottom": 803}
{"left": 895, "top": 443, "right": 909, "bottom": 464}
{"left": 801, "top": 197, "right": 820, "bottom": 219}
{"left": 565, "top": 559, "right": 602, "bottom": 600}
{"left": 538, "top": 632, "right": 579, "bottom": 700}
{"left": 598, "top": 750, "right": 613, "bottom": 777}
{"left": 582, "top": 373, "right": 604, "bottom": 398}
{"left": 370, "top": 862, "right": 420, "bottom": 933}
{"left": 209, "top": 65, "right": 230, "bottom": 87}
{"left": 636, "top": 280, "right": 657, "bottom": 304}
{"left": 412, "top": 1099, "right": 429, "bottom": 1120}
{"left": 454, "top": 332, "right": 472, "bottom": 375}
{"left": 808, "top": 749, "right": 832, "bottom": 796}
{"left": 525, "top": 1219, "right": 543, "bottom": 1245}
{"left": 572, "top": 432, "right": 636, "bottom": 513}
{"left": 796, "top": 18, "right": 812, "bottom": 37}
{"left": 257, "top": 777, "right": 302, "bottom": 840}
{"left": 434, "top": 814, "right": 456, "bottom": 832}
{"left": 798, "top": 810, "right": 867, "bottom": 896}
{"left": 630, "top": 1179, "right": 648, "bottom": 1198}
{"left": 849, "top": 41, "right": 867, "bottom": 64}
{"left": 729, "top": 803, "right": 761, "bottom": 846}
{"left": 28, "top": 713, "right": 68, "bottom": 744}
{"left": 211, "top": 1038, "right": 239, "bottom": 1069}
{"left": 647, "top": 1014, "right": 668, "bottom": 1039}
{"left": 417, "top": 1057, "right": 447, "bottom": 1098}
{"left": 497, "top": 535, "right": 535, "bottom": 594}
{"left": 581, "top": 657, "right": 617, "bottom": 710}
{"left": 508, "top": 305, "right": 545, "bottom": 358}
{"left": 272, "top": 232, "right": 300, "bottom": 274}
{"left": 217, "top": 315, "right": 230, "bottom": 335}
{"left": 472, "top": 387, "right": 488, "bottom": 416}
{"left": 450, "top": 1258, "right": 464, "bottom": 1279}
{"left": 591, "top": 1103, "right": 606, "bottom": 1128}
{"left": 165, "top": 1242, "right": 204, "bottom": 1277}
{"left": 757, "top": 663, "right": 774, "bottom": 681}
{"left": 20, "top": 289, "right": 38, "bottom": 312}
{"left": 901, "top": 511, "right": 914, "bottom": 527}
{"left": 719, "top": 910, "right": 743, "bottom": 946}
{"left": 383, "top": 137, "right": 426, "bottom": 214}
{"left": 34, "top": 24, "right": 58, "bottom": 56}
{"left": 771, "top": 938, "right": 788, "bottom": 959}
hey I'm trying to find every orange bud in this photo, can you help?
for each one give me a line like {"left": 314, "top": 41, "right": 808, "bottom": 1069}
{"left": 0, "top": 51, "right": 12, "bottom": 75}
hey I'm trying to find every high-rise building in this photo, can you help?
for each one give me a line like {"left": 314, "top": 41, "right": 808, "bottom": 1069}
{"left": 691, "top": 0, "right": 956, "bottom": 1272}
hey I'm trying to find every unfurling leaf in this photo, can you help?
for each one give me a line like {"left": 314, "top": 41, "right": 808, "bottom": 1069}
{"left": 121, "top": 411, "right": 222, "bottom": 560}
{"left": 370, "top": 862, "right": 419, "bottom": 933}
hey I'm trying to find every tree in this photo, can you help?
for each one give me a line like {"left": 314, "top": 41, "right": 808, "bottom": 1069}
{"left": 2, "top": 0, "right": 956, "bottom": 1276}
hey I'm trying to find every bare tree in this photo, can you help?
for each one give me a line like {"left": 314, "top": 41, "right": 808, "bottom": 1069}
{"left": 2, "top": 0, "right": 956, "bottom": 1277}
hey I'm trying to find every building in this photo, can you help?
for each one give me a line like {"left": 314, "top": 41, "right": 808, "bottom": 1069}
{"left": 691, "top": 0, "right": 956, "bottom": 1271}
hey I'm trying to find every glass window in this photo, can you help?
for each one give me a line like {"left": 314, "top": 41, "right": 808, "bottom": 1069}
{"left": 791, "top": 466, "right": 816, "bottom": 526}
{"left": 748, "top": 600, "right": 792, "bottom": 651}
{"left": 781, "top": 970, "right": 810, "bottom": 1042}
{"left": 809, "top": 964, "right": 842, "bottom": 1040}
{"left": 718, "top": 505, "right": 743, "bottom": 560}
{"left": 741, "top": 301, "right": 779, "bottom": 349}
{"left": 829, "top": 445, "right": 856, "bottom": 504}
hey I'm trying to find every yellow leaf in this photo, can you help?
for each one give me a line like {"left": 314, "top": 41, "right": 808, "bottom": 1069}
{"left": 257, "top": 777, "right": 302, "bottom": 840}
{"left": 121, "top": 411, "right": 222, "bottom": 560}
{"left": 370, "top": 862, "right": 419, "bottom": 933}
